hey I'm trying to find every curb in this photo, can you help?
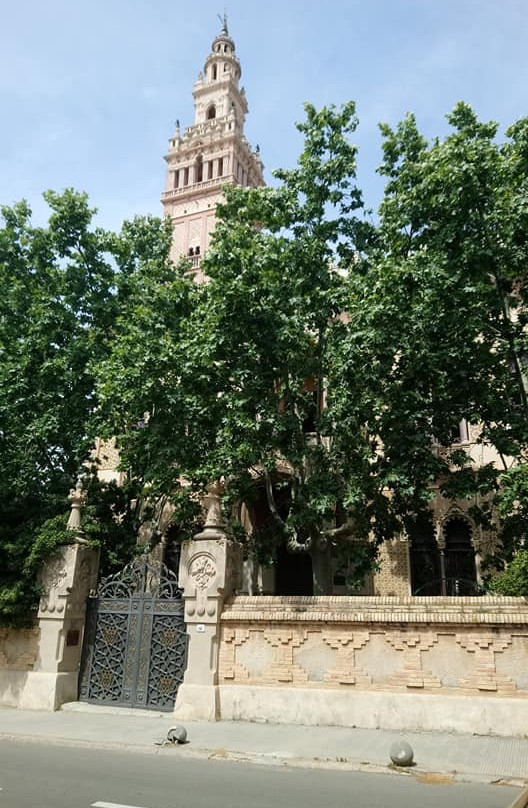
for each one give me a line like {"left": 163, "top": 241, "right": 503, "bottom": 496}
{"left": 507, "top": 786, "right": 528, "bottom": 808}
{"left": 0, "top": 730, "right": 526, "bottom": 789}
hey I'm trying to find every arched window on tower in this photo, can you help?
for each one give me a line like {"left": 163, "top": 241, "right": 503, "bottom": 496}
{"left": 212, "top": 64, "right": 218, "bottom": 80}
{"left": 207, "top": 104, "right": 216, "bottom": 120}
{"left": 194, "top": 154, "right": 203, "bottom": 183}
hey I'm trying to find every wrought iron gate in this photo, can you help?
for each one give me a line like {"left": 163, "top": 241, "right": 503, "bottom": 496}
{"left": 79, "top": 558, "right": 187, "bottom": 711}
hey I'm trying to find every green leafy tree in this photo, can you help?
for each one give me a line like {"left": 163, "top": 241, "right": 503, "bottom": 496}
{"left": 0, "top": 190, "right": 117, "bottom": 621}
{"left": 96, "top": 101, "right": 528, "bottom": 596}
{"left": 93, "top": 216, "right": 203, "bottom": 545}
{"left": 488, "top": 550, "right": 528, "bottom": 596}
{"left": 342, "top": 103, "right": 528, "bottom": 558}
{"left": 98, "top": 104, "right": 385, "bottom": 594}
{"left": 193, "top": 102, "right": 397, "bottom": 594}
{"left": 0, "top": 192, "right": 175, "bottom": 622}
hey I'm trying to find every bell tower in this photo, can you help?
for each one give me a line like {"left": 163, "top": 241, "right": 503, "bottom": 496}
{"left": 161, "top": 17, "right": 264, "bottom": 277}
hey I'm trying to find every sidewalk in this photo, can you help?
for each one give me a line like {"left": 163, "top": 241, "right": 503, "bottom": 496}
{"left": 0, "top": 702, "right": 527, "bottom": 787}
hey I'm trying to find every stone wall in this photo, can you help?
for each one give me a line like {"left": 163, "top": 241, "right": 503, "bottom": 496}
{"left": 0, "top": 625, "right": 39, "bottom": 707}
{"left": 0, "top": 539, "right": 100, "bottom": 711}
{"left": 217, "top": 595, "right": 528, "bottom": 735}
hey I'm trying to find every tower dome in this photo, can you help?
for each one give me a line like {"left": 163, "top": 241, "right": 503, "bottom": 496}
{"left": 211, "top": 14, "right": 236, "bottom": 55}
{"left": 204, "top": 14, "right": 241, "bottom": 82}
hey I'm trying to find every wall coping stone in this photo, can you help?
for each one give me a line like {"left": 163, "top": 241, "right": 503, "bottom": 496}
{"left": 221, "top": 595, "right": 528, "bottom": 625}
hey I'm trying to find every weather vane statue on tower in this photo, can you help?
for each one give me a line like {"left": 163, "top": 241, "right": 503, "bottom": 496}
{"left": 217, "top": 10, "right": 228, "bottom": 35}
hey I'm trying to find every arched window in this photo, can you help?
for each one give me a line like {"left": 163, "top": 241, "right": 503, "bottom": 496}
{"left": 206, "top": 105, "right": 216, "bottom": 120}
{"left": 409, "top": 514, "right": 441, "bottom": 595}
{"left": 444, "top": 517, "right": 477, "bottom": 594}
{"left": 409, "top": 513, "right": 478, "bottom": 596}
{"left": 212, "top": 64, "right": 217, "bottom": 80}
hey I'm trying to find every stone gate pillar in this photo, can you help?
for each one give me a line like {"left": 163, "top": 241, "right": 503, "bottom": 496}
{"left": 173, "top": 484, "right": 241, "bottom": 721}
{"left": 20, "top": 483, "right": 99, "bottom": 710}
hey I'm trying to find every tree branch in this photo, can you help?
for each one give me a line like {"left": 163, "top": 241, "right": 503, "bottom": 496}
{"left": 321, "top": 521, "right": 356, "bottom": 541}
{"left": 263, "top": 469, "right": 284, "bottom": 526}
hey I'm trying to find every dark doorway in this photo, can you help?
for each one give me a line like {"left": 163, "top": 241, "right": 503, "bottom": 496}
{"left": 275, "top": 540, "right": 313, "bottom": 595}
{"left": 247, "top": 481, "right": 313, "bottom": 595}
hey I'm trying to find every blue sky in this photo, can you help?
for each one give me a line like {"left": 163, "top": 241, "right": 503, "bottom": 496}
{"left": 1, "top": 0, "right": 527, "bottom": 230}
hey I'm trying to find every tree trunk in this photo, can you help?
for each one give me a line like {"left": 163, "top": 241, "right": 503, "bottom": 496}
{"left": 310, "top": 540, "right": 333, "bottom": 595}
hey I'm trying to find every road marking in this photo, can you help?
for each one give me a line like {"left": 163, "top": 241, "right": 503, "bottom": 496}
{"left": 92, "top": 802, "right": 155, "bottom": 808}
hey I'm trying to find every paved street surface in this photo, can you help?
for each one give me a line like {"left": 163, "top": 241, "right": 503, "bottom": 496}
{"left": 0, "top": 739, "right": 519, "bottom": 808}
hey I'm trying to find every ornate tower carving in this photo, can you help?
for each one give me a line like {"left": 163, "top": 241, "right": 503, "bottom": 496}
{"left": 161, "top": 18, "right": 264, "bottom": 278}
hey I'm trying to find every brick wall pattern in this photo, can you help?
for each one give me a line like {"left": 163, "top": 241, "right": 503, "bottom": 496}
{"left": 219, "top": 596, "right": 528, "bottom": 696}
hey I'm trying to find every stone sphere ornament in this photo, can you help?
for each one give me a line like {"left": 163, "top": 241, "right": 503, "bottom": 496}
{"left": 389, "top": 740, "right": 414, "bottom": 766}
{"left": 167, "top": 725, "right": 188, "bottom": 744}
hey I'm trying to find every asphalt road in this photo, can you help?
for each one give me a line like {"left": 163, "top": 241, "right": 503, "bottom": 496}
{"left": 0, "top": 738, "right": 519, "bottom": 808}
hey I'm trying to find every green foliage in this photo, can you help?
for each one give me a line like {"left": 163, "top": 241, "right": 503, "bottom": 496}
{"left": 96, "top": 100, "right": 528, "bottom": 592}
{"left": 488, "top": 551, "right": 528, "bottom": 596}
{"left": 97, "top": 102, "right": 381, "bottom": 594}
{"left": 0, "top": 190, "right": 114, "bottom": 622}
{"left": 0, "top": 514, "right": 72, "bottom": 626}
{"left": 342, "top": 101, "right": 528, "bottom": 566}
{"left": 81, "top": 476, "right": 143, "bottom": 576}
{"left": 24, "top": 514, "right": 73, "bottom": 576}
{"left": 0, "top": 193, "right": 174, "bottom": 623}
{"left": 5, "top": 100, "right": 528, "bottom": 607}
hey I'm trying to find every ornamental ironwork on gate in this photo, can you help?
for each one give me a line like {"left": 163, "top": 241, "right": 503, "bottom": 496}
{"left": 79, "top": 558, "right": 187, "bottom": 711}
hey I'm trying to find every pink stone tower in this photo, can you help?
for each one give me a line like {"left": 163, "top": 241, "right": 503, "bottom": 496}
{"left": 161, "top": 17, "right": 264, "bottom": 278}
